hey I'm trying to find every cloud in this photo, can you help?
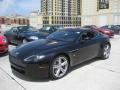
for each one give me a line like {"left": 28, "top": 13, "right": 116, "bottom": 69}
{"left": 0, "top": 0, "right": 40, "bottom": 16}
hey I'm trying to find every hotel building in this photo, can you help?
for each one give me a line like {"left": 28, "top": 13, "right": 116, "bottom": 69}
{"left": 30, "top": 0, "right": 120, "bottom": 28}
{"left": 30, "top": 0, "right": 81, "bottom": 27}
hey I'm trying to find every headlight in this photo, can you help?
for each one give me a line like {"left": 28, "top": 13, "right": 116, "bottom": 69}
{"left": 104, "top": 31, "right": 110, "bottom": 33}
{"left": 2, "top": 38, "right": 7, "bottom": 43}
{"left": 24, "top": 55, "right": 45, "bottom": 62}
{"left": 29, "top": 36, "right": 39, "bottom": 40}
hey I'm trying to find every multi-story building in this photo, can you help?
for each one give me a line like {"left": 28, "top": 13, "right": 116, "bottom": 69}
{"left": 0, "top": 15, "right": 29, "bottom": 26}
{"left": 81, "top": 0, "right": 120, "bottom": 26}
{"left": 33, "top": 0, "right": 81, "bottom": 27}
{"left": 30, "top": 0, "right": 120, "bottom": 27}
{"left": 0, "top": 15, "right": 29, "bottom": 32}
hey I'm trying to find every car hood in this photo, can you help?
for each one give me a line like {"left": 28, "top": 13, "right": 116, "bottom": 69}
{"left": 98, "top": 28, "right": 112, "bottom": 31}
{"left": 10, "top": 39, "right": 69, "bottom": 60}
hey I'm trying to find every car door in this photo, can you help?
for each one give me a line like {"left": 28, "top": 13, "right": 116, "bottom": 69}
{"left": 71, "top": 31, "right": 100, "bottom": 66}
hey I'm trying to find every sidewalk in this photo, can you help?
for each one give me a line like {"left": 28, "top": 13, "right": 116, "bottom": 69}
{"left": 0, "top": 67, "right": 25, "bottom": 90}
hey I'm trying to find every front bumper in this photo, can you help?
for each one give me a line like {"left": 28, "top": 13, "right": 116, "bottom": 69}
{"left": 9, "top": 55, "right": 50, "bottom": 78}
{"left": 103, "top": 32, "right": 114, "bottom": 38}
{"left": 0, "top": 44, "right": 8, "bottom": 53}
{"left": 108, "top": 33, "right": 114, "bottom": 38}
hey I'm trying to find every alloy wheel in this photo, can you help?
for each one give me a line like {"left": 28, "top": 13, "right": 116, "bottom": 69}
{"left": 103, "top": 44, "right": 110, "bottom": 59}
{"left": 119, "top": 31, "right": 120, "bottom": 35}
{"left": 52, "top": 56, "right": 69, "bottom": 78}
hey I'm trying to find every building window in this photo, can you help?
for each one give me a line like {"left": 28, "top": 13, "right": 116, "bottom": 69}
{"left": 98, "top": 0, "right": 109, "bottom": 9}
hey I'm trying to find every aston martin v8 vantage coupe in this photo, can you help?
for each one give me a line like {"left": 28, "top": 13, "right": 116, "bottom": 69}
{"left": 9, "top": 28, "right": 111, "bottom": 80}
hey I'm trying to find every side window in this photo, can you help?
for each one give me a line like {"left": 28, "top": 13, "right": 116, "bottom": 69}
{"left": 11, "top": 27, "right": 18, "bottom": 32}
{"left": 108, "top": 25, "right": 112, "bottom": 29}
{"left": 81, "top": 31, "right": 95, "bottom": 40}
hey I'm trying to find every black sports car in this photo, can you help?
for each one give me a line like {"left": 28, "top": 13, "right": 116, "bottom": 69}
{"left": 4, "top": 26, "right": 45, "bottom": 45}
{"left": 101, "top": 25, "right": 120, "bottom": 35}
{"left": 4, "top": 25, "right": 63, "bottom": 45}
{"left": 9, "top": 28, "right": 111, "bottom": 80}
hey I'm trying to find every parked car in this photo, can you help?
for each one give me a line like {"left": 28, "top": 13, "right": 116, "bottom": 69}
{"left": 0, "top": 34, "right": 8, "bottom": 54}
{"left": 116, "top": 25, "right": 120, "bottom": 27}
{"left": 83, "top": 25, "right": 98, "bottom": 30}
{"left": 4, "top": 25, "right": 63, "bottom": 45}
{"left": 39, "top": 25, "right": 64, "bottom": 32}
{"left": 9, "top": 28, "right": 111, "bottom": 80}
{"left": 101, "top": 25, "right": 120, "bottom": 35}
{"left": 83, "top": 25, "right": 114, "bottom": 37}
{"left": 97, "top": 28, "right": 114, "bottom": 38}
{"left": 4, "top": 26, "right": 43, "bottom": 45}
{"left": 38, "top": 25, "right": 64, "bottom": 36}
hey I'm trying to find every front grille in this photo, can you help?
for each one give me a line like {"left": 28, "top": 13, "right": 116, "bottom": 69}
{"left": 0, "top": 44, "right": 7, "bottom": 47}
{"left": 9, "top": 55, "right": 26, "bottom": 67}
{"left": 11, "top": 65, "right": 25, "bottom": 74}
{"left": 10, "top": 60, "right": 25, "bottom": 69}
{"left": 0, "top": 45, "right": 7, "bottom": 50}
{"left": 9, "top": 55, "right": 26, "bottom": 75}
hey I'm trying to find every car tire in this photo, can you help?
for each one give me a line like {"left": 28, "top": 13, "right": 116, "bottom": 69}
{"left": 22, "top": 39, "right": 27, "bottom": 44}
{"left": 118, "top": 31, "right": 120, "bottom": 35}
{"left": 50, "top": 55, "right": 69, "bottom": 80}
{"left": 101, "top": 43, "right": 111, "bottom": 60}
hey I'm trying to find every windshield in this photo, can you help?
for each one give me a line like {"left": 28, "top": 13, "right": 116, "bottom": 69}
{"left": 40, "top": 26, "right": 64, "bottom": 31}
{"left": 83, "top": 26, "right": 97, "bottom": 29}
{"left": 55, "top": 26, "right": 64, "bottom": 29}
{"left": 47, "top": 30, "right": 81, "bottom": 42}
{"left": 41, "top": 27, "right": 51, "bottom": 31}
{"left": 18, "top": 26, "right": 37, "bottom": 32}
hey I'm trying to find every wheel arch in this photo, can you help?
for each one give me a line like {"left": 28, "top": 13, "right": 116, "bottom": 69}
{"left": 101, "top": 41, "right": 111, "bottom": 49}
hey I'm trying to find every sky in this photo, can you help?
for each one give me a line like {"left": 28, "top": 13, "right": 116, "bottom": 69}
{"left": 0, "top": 0, "right": 40, "bottom": 16}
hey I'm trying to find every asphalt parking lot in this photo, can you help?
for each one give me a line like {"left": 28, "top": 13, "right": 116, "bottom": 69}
{"left": 0, "top": 35, "right": 120, "bottom": 90}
